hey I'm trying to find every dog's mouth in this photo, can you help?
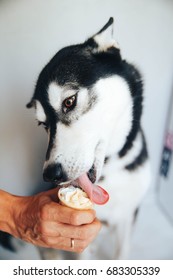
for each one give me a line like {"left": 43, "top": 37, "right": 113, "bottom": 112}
{"left": 87, "top": 165, "right": 97, "bottom": 184}
{"left": 60, "top": 165, "right": 109, "bottom": 205}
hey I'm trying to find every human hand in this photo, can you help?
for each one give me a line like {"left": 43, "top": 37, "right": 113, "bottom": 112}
{"left": 10, "top": 188, "right": 101, "bottom": 253}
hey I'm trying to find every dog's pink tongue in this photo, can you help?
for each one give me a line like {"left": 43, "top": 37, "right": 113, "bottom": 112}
{"left": 77, "top": 173, "right": 109, "bottom": 205}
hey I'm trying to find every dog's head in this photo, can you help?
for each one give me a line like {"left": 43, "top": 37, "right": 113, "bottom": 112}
{"left": 27, "top": 18, "right": 139, "bottom": 203}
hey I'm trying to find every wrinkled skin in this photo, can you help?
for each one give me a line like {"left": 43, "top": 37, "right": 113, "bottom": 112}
{"left": 0, "top": 188, "right": 101, "bottom": 253}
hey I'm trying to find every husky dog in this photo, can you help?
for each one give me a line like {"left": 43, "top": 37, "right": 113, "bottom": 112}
{"left": 3, "top": 18, "right": 150, "bottom": 259}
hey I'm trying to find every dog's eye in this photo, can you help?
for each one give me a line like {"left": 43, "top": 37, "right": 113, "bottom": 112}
{"left": 38, "top": 121, "right": 49, "bottom": 131}
{"left": 63, "top": 94, "right": 77, "bottom": 113}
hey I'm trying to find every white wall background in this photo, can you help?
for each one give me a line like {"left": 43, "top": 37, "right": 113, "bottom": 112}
{"left": 0, "top": 0, "right": 173, "bottom": 259}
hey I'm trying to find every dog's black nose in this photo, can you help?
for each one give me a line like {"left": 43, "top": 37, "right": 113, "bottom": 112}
{"left": 43, "top": 163, "right": 67, "bottom": 183}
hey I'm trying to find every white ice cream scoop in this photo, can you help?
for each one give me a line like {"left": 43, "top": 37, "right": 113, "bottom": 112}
{"left": 58, "top": 185, "right": 93, "bottom": 210}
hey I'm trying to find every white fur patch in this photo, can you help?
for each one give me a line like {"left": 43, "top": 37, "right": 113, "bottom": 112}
{"left": 93, "top": 76, "right": 133, "bottom": 154}
{"left": 48, "top": 82, "right": 61, "bottom": 110}
{"left": 93, "top": 24, "right": 119, "bottom": 52}
{"left": 35, "top": 100, "right": 46, "bottom": 122}
{"left": 94, "top": 35, "right": 119, "bottom": 52}
{"left": 48, "top": 82, "right": 82, "bottom": 112}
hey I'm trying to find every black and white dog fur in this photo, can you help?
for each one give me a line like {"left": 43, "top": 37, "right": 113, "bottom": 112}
{"left": 1, "top": 18, "right": 151, "bottom": 259}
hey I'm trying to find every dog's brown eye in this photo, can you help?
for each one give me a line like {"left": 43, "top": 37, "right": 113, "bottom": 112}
{"left": 64, "top": 96, "right": 76, "bottom": 108}
{"left": 63, "top": 94, "right": 77, "bottom": 113}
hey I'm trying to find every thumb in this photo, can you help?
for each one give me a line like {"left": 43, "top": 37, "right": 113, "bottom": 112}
{"left": 44, "top": 186, "right": 60, "bottom": 202}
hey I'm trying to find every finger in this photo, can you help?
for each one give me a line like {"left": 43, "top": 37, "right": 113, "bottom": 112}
{"left": 46, "top": 187, "right": 61, "bottom": 202}
{"left": 41, "top": 236, "right": 89, "bottom": 253}
{"left": 41, "top": 202, "right": 96, "bottom": 225}
{"left": 39, "top": 218, "right": 101, "bottom": 239}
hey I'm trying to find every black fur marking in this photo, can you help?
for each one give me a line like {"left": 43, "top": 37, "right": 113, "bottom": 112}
{"left": 46, "top": 120, "right": 57, "bottom": 161}
{"left": 100, "top": 220, "right": 109, "bottom": 226}
{"left": 125, "top": 130, "right": 148, "bottom": 171}
{"left": 0, "top": 232, "right": 15, "bottom": 251}
{"left": 133, "top": 208, "right": 139, "bottom": 223}
{"left": 119, "top": 63, "right": 143, "bottom": 158}
{"left": 26, "top": 99, "right": 35, "bottom": 108}
{"left": 88, "top": 165, "right": 96, "bottom": 183}
{"left": 99, "top": 175, "right": 105, "bottom": 182}
{"left": 31, "top": 67, "right": 59, "bottom": 161}
{"left": 97, "top": 17, "right": 114, "bottom": 35}
{"left": 83, "top": 38, "right": 98, "bottom": 49}
{"left": 104, "top": 156, "right": 110, "bottom": 164}
{"left": 32, "top": 38, "right": 121, "bottom": 94}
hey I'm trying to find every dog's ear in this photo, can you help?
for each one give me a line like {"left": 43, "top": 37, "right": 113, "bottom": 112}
{"left": 86, "top": 17, "right": 119, "bottom": 53}
{"left": 26, "top": 99, "right": 35, "bottom": 109}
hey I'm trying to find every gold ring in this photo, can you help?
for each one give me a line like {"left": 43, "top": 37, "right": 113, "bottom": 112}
{"left": 71, "top": 238, "right": 75, "bottom": 249}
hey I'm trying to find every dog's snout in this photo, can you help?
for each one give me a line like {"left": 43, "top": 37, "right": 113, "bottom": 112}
{"left": 43, "top": 163, "right": 67, "bottom": 183}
